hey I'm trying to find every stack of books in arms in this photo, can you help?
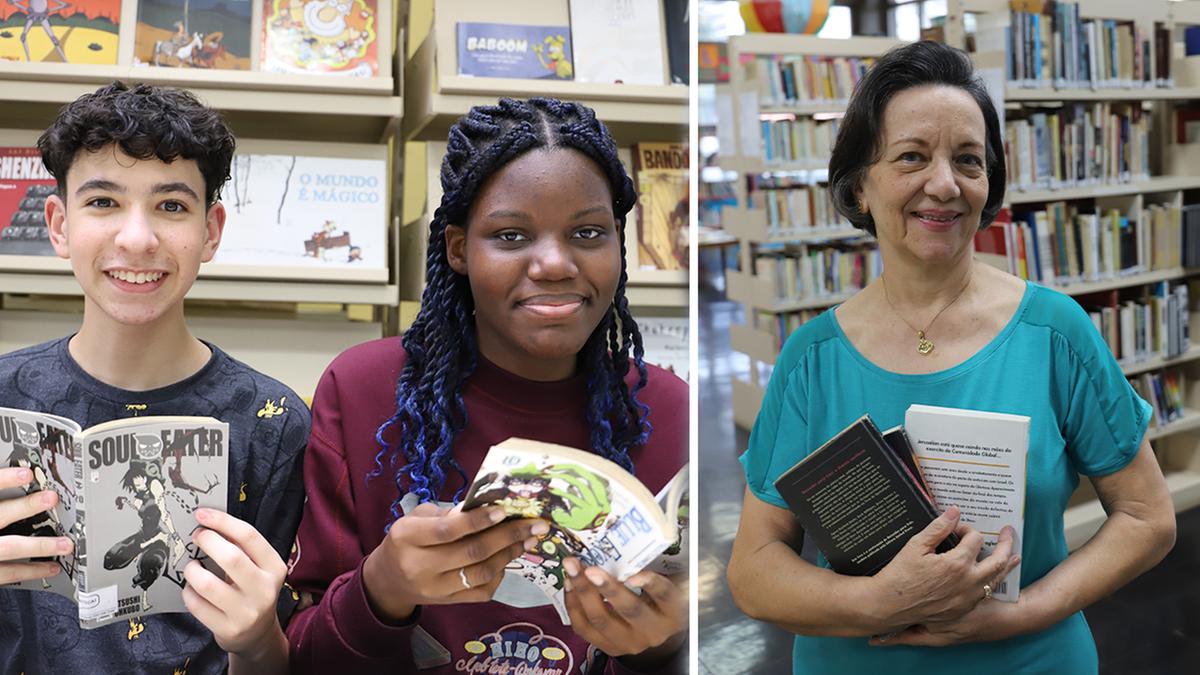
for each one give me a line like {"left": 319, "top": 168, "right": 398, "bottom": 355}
{"left": 774, "top": 405, "right": 1028, "bottom": 602}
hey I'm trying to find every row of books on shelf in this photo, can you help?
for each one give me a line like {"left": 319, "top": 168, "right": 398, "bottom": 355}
{"left": 753, "top": 244, "right": 881, "bottom": 303}
{"left": 1006, "top": 1, "right": 1171, "bottom": 90}
{"left": 745, "top": 55, "right": 877, "bottom": 108}
{"left": 973, "top": 203, "right": 1191, "bottom": 287}
{"left": 1003, "top": 103, "right": 1150, "bottom": 193}
{"left": 746, "top": 179, "right": 848, "bottom": 236}
{"left": 1077, "top": 282, "right": 1191, "bottom": 365}
{"left": 1132, "top": 369, "right": 1189, "bottom": 429}
{"left": 0, "top": 0, "right": 380, "bottom": 76}
{"left": 757, "top": 117, "right": 840, "bottom": 165}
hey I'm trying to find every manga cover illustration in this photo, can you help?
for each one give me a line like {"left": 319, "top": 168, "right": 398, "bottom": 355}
{"left": 82, "top": 421, "right": 225, "bottom": 626}
{"left": 134, "top": 0, "right": 251, "bottom": 70}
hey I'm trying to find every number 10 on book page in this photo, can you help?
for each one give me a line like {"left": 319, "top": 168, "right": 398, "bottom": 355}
{"left": 904, "top": 404, "right": 1029, "bottom": 602}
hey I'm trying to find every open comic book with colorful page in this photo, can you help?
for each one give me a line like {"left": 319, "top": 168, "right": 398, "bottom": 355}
{"left": 0, "top": 407, "right": 227, "bottom": 628}
{"left": 463, "top": 438, "right": 687, "bottom": 624}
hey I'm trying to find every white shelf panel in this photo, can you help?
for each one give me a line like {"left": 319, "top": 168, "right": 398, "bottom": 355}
{"left": 730, "top": 323, "right": 778, "bottom": 365}
{"left": 0, "top": 75, "right": 401, "bottom": 144}
{"left": 730, "top": 34, "right": 903, "bottom": 58}
{"left": 1007, "top": 176, "right": 1200, "bottom": 205}
{"left": 0, "top": 271, "right": 398, "bottom": 305}
{"left": 1121, "top": 345, "right": 1200, "bottom": 377}
{"left": 1006, "top": 87, "right": 1193, "bottom": 102}
{"left": 732, "top": 377, "right": 766, "bottom": 430}
{"left": 1148, "top": 409, "right": 1200, "bottom": 442}
{"left": 1050, "top": 268, "right": 1195, "bottom": 297}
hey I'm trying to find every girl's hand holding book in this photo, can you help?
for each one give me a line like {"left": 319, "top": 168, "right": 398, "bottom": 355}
{"left": 361, "top": 502, "right": 550, "bottom": 623}
{"left": 0, "top": 466, "right": 72, "bottom": 584}
{"left": 871, "top": 506, "right": 1021, "bottom": 631}
{"left": 561, "top": 556, "right": 686, "bottom": 665}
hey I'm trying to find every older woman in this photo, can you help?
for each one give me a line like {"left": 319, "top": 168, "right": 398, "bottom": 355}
{"left": 727, "top": 40, "right": 1176, "bottom": 674}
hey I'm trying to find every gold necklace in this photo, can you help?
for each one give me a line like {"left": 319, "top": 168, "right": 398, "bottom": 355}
{"left": 880, "top": 273, "right": 972, "bottom": 355}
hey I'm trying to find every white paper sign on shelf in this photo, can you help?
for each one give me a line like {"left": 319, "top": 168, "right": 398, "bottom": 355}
{"left": 638, "top": 316, "right": 689, "bottom": 381}
{"left": 569, "top": 0, "right": 666, "bottom": 85}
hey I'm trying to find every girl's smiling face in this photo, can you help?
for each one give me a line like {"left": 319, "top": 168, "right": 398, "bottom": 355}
{"left": 446, "top": 147, "right": 621, "bottom": 381}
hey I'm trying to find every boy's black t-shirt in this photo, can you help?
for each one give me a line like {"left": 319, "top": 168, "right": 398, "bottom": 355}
{"left": 0, "top": 336, "right": 309, "bottom": 675}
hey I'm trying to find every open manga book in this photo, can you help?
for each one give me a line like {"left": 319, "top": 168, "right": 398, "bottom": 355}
{"left": 0, "top": 407, "right": 228, "bottom": 628}
{"left": 463, "top": 437, "right": 688, "bottom": 624}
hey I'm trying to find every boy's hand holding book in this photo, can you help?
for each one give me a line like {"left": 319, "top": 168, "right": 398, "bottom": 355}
{"left": 362, "top": 502, "right": 549, "bottom": 623}
{"left": 0, "top": 466, "right": 72, "bottom": 585}
{"left": 181, "top": 508, "right": 291, "bottom": 669}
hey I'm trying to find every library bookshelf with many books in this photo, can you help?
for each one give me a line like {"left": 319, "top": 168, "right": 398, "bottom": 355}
{"left": 717, "top": 1, "right": 1200, "bottom": 550}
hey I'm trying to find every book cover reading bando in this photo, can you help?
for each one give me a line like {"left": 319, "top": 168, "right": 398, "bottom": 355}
{"left": 632, "top": 142, "right": 688, "bottom": 271}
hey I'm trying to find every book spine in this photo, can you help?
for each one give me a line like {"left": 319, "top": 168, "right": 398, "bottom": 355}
{"left": 72, "top": 438, "right": 87, "bottom": 602}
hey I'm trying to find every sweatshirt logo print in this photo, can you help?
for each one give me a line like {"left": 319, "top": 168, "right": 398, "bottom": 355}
{"left": 457, "top": 622, "right": 573, "bottom": 675}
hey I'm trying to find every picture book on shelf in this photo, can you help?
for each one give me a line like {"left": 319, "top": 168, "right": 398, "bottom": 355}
{"left": 463, "top": 438, "right": 686, "bottom": 624}
{"left": 456, "top": 22, "right": 573, "bottom": 80}
{"left": 0, "top": 0, "right": 120, "bottom": 64}
{"left": 261, "top": 0, "right": 378, "bottom": 76}
{"left": 905, "top": 404, "right": 1028, "bottom": 602}
{"left": 213, "top": 153, "right": 388, "bottom": 278}
{"left": 0, "top": 147, "right": 56, "bottom": 256}
{"left": 0, "top": 407, "right": 228, "bottom": 628}
{"left": 134, "top": 0, "right": 251, "bottom": 70}
{"left": 632, "top": 142, "right": 688, "bottom": 272}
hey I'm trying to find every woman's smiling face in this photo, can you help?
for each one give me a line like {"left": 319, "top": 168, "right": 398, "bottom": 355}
{"left": 446, "top": 147, "right": 621, "bottom": 381}
{"left": 857, "top": 84, "right": 990, "bottom": 265}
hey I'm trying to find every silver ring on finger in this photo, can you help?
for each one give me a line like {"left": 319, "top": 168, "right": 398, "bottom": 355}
{"left": 981, "top": 583, "right": 992, "bottom": 601}
{"left": 459, "top": 567, "right": 472, "bottom": 590}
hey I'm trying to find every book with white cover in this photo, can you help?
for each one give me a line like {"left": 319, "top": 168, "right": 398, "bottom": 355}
{"left": 903, "top": 404, "right": 1029, "bottom": 602}
{"left": 568, "top": 0, "right": 667, "bottom": 85}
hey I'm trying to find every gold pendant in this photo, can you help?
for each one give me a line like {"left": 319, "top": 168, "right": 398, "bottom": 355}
{"left": 917, "top": 331, "right": 934, "bottom": 355}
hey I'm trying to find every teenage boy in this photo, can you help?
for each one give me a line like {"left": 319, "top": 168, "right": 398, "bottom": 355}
{"left": 0, "top": 82, "right": 308, "bottom": 674}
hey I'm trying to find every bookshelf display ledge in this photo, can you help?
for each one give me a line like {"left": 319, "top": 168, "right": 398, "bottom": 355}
{"left": 1007, "top": 176, "right": 1200, "bottom": 205}
{"left": 732, "top": 377, "right": 767, "bottom": 431}
{"left": 0, "top": 68, "right": 401, "bottom": 145}
{"left": 727, "top": 270, "right": 856, "bottom": 313}
{"left": 1120, "top": 345, "right": 1200, "bottom": 377}
{"left": 1005, "top": 87, "right": 1200, "bottom": 102}
{"left": 1051, "top": 267, "right": 1196, "bottom": 297}
{"left": 624, "top": 269, "right": 688, "bottom": 308}
{"left": 403, "top": 33, "right": 686, "bottom": 147}
{"left": 1147, "top": 409, "right": 1200, "bottom": 442}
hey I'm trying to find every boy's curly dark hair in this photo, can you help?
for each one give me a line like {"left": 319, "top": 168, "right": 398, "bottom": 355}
{"left": 37, "top": 81, "right": 236, "bottom": 207}
{"left": 369, "top": 97, "right": 653, "bottom": 517}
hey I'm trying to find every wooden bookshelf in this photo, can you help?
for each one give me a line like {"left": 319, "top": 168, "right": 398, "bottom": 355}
{"left": 401, "top": 0, "right": 686, "bottom": 147}
{"left": 1007, "top": 176, "right": 1200, "bottom": 205}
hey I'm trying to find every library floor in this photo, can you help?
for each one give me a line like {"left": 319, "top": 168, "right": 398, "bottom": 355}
{"left": 696, "top": 284, "right": 1200, "bottom": 675}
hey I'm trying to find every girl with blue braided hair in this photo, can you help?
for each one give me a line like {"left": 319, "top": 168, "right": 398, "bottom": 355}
{"left": 285, "top": 98, "right": 688, "bottom": 674}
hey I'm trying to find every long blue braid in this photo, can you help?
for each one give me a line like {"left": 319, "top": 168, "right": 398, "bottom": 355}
{"left": 369, "top": 98, "right": 653, "bottom": 526}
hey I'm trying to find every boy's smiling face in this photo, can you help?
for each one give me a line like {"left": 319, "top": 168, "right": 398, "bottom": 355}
{"left": 45, "top": 145, "right": 225, "bottom": 328}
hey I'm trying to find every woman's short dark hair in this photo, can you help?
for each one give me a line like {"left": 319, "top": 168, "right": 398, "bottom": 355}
{"left": 828, "top": 40, "right": 1006, "bottom": 236}
{"left": 38, "top": 81, "right": 236, "bottom": 207}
